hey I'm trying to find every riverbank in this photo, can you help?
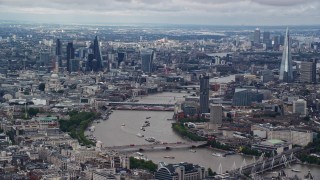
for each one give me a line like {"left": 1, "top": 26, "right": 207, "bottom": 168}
{"left": 59, "top": 111, "right": 98, "bottom": 146}
{"left": 172, "top": 123, "right": 206, "bottom": 141}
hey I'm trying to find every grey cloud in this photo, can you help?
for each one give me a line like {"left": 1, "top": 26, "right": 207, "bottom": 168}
{"left": 252, "top": 0, "right": 317, "bottom": 6}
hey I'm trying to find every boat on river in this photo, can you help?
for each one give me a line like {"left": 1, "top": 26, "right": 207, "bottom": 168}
{"left": 164, "top": 156, "right": 175, "bottom": 159}
{"left": 189, "top": 149, "right": 196, "bottom": 153}
{"left": 136, "top": 133, "right": 144, "bottom": 138}
{"left": 212, "top": 152, "right": 224, "bottom": 157}
{"left": 145, "top": 137, "right": 155, "bottom": 142}
{"left": 291, "top": 168, "right": 301, "bottom": 172}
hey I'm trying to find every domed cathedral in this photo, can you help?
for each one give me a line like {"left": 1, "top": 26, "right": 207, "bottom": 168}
{"left": 45, "top": 60, "right": 63, "bottom": 92}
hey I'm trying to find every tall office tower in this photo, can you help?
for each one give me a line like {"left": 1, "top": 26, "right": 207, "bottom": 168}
{"left": 86, "top": 53, "right": 94, "bottom": 71}
{"left": 93, "top": 36, "right": 103, "bottom": 71}
{"left": 66, "top": 42, "right": 75, "bottom": 72}
{"left": 300, "top": 59, "right": 317, "bottom": 83}
{"left": 55, "top": 39, "right": 62, "bottom": 67}
{"left": 272, "top": 35, "right": 280, "bottom": 49}
{"left": 279, "top": 28, "right": 293, "bottom": 83}
{"left": 235, "top": 35, "right": 240, "bottom": 47}
{"left": 141, "top": 49, "right": 154, "bottom": 73}
{"left": 209, "top": 104, "right": 222, "bottom": 129}
{"left": 263, "top": 31, "right": 270, "bottom": 43}
{"left": 55, "top": 39, "right": 62, "bottom": 56}
{"left": 117, "top": 52, "right": 126, "bottom": 67}
{"left": 253, "top": 28, "right": 261, "bottom": 44}
{"left": 280, "top": 35, "right": 285, "bottom": 46}
{"left": 199, "top": 75, "right": 210, "bottom": 114}
{"left": 70, "top": 59, "right": 80, "bottom": 72}
{"left": 40, "top": 52, "right": 50, "bottom": 66}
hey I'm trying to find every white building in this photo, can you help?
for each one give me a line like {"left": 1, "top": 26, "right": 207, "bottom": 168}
{"left": 268, "top": 129, "right": 313, "bottom": 147}
{"left": 252, "top": 124, "right": 314, "bottom": 146}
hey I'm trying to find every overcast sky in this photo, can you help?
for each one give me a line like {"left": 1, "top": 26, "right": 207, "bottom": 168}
{"left": 0, "top": 0, "right": 319, "bottom": 25}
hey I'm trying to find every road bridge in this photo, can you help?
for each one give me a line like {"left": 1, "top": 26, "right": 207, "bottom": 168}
{"left": 106, "top": 141, "right": 207, "bottom": 153}
{"left": 108, "top": 102, "right": 175, "bottom": 107}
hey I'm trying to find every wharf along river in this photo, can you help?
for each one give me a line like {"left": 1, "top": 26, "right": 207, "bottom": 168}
{"left": 92, "top": 76, "right": 320, "bottom": 179}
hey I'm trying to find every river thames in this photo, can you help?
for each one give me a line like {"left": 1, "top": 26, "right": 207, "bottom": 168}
{"left": 92, "top": 79, "right": 320, "bottom": 178}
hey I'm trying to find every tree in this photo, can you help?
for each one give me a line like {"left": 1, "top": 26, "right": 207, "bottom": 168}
{"left": 28, "top": 108, "right": 39, "bottom": 117}
{"left": 38, "top": 83, "right": 45, "bottom": 91}
{"left": 208, "top": 168, "right": 216, "bottom": 176}
{"left": 129, "top": 157, "right": 158, "bottom": 172}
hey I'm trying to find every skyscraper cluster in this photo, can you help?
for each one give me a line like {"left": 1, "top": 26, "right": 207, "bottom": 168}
{"left": 55, "top": 36, "right": 104, "bottom": 73}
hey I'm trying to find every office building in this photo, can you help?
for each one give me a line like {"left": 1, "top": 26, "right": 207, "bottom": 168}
{"left": 209, "top": 104, "right": 222, "bottom": 129}
{"left": 232, "top": 89, "right": 263, "bottom": 106}
{"left": 117, "top": 52, "right": 126, "bottom": 67}
{"left": 86, "top": 53, "right": 94, "bottom": 72}
{"left": 93, "top": 36, "right": 103, "bottom": 71}
{"left": 55, "top": 39, "right": 62, "bottom": 56}
{"left": 263, "top": 31, "right": 272, "bottom": 49}
{"left": 199, "top": 75, "right": 209, "bottom": 114}
{"left": 261, "top": 70, "right": 274, "bottom": 83}
{"left": 293, "top": 99, "right": 307, "bottom": 117}
{"left": 141, "top": 49, "right": 154, "bottom": 73}
{"left": 280, "top": 35, "right": 285, "bottom": 46}
{"left": 300, "top": 59, "right": 317, "bottom": 83}
{"left": 262, "top": 31, "right": 270, "bottom": 43}
{"left": 155, "top": 162, "right": 206, "bottom": 180}
{"left": 279, "top": 28, "right": 293, "bottom": 83}
{"left": 253, "top": 28, "right": 261, "bottom": 44}
{"left": 70, "top": 59, "right": 80, "bottom": 72}
{"left": 55, "top": 39, "right": 62, "bottom": 67}
{"left": 39, "top": 52, "right": 50, "bottom": 66}
{"left": 66, "top": 42, "right": 75, "bottom": 72}
{"left": 272, "top": 35, "right": 280, "bottom": 50}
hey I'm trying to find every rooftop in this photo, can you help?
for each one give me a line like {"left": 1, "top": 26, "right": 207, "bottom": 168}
{"left": 267, "top": 139, "right": 284, "bottom": 145}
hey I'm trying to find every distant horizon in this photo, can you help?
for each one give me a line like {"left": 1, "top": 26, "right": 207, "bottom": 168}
{"left": 1, "top": 19, "right": 320, "bottom": 28}
{"left": 0, "top": 0, "right": 319, "bottom": 26}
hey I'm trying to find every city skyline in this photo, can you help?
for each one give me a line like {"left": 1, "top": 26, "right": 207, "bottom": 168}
{"left": 0, "top": 0, "right": 319, "bottom": 25}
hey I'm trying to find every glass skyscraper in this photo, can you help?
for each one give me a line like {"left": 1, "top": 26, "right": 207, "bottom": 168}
{"left": 199, "top": 75, "right": 209, "bottom": 114}
{"left": 141, "top": 49, "right": 154, "bottom": 73}
{"left": 279, "top": 28, "right": 293, "bottom": 83}
{"left": 93, "top": 36, "right": 103, "bottom": 71}
{"left": 66, "top": 42, "right": 75, "bottom": 72}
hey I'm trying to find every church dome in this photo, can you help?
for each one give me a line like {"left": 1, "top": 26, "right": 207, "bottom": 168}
{"left": 51, "top": 73, "right": 59, "bottom": 79}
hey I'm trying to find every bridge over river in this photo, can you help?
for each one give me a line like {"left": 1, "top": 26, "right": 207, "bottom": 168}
{"left": 105, "top": 141, "right": 207, "bottom": 153}
{"left": 227, "top": 148, "right": 301, "bottom": 178}
{"left": 108, "top": 102, "right": 176, "bottom": 107}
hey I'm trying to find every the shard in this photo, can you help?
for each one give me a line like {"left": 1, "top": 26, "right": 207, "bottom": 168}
{"left": 279, "top": 28, "right": 293, "bottom": 83}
